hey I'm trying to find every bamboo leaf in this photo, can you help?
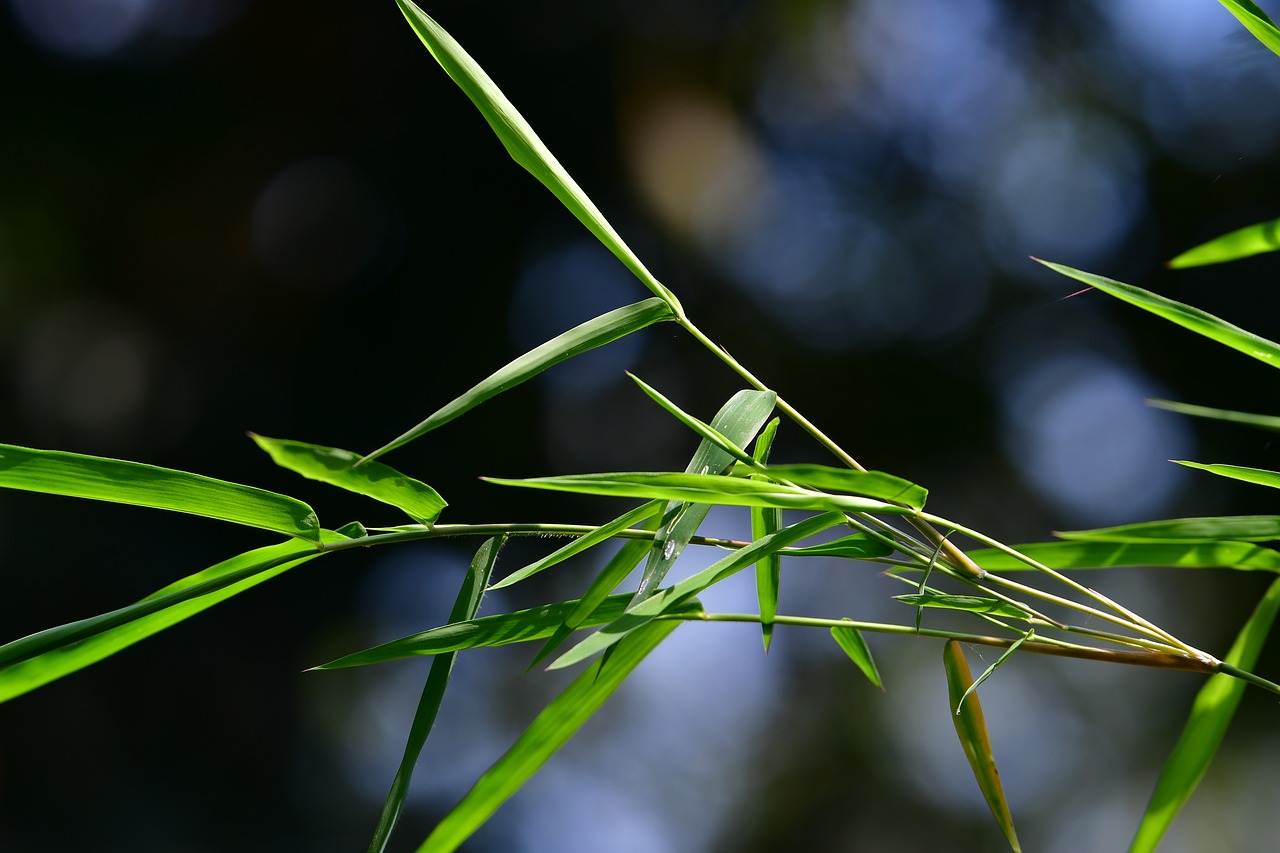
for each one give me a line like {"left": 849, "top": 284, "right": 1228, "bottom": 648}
{"left": 1130, "top": 577, "right": 1280, "bottom": 852}
{"left": 633, "top": 389, "right": 778, "bottom": 602}
{"left": 369, "top": 536, "right": 502, "bottom": 853}
{"left": 484, "top": 472, "right": 913, "bottom": 516}
{"left": 1175, "top": 460, "right": 1280, "bottom": 491}
{"left": 0, "top": 442, "right": 320, "bottom": 542}
{"left": 1058, "top": 516, "right": 1280, "bottom": 543}
{"left": 628, "top": 373, "right": 759, "bottom": 469}
{"left": 830, "top": 620, "right": 882, "bottom": 689}
{"left": 1217, "top": 0, "right": 1280, "bottom": 58}
{"left": 783, "top": 534, "right": 895, "bottom": 559}
{"left": 752, "top": 418, "right": 782, "bottom": 652}
{"left": 757, "top": 464, "right": 927, "bottom": 510}
{"left": 1033, "top": 259, "right": 1280, "bottom": 368}
{"left": 312, "top": 592, "right": 703, "bottom": 669}
{"left": 362, "top": 298, "right": 675, "bottom": 463}
{"left": 394, "top": 0, "right": 681, "bottom": 311}
{"left": 969, "top": 541, "right": 1280, "bottom": 572}
{"left": 251, "top": 434, "right": 446, "bottom": 524}
{"left": 1147, "top": 399, "right": 1280, "bottom": 432}
{"left": 943, "top": 640, "right": 1022, "bottom": 853}
{"left": 548, "top": 512, "right": 845, "bottom": 670}
{"left": 1168, "top": 216, "right": 1280, "bottom": 268}
{"left": 488, "top": 500, "right": 663, "bottom": 591}
{"left": 894, "top": 594, "right": 1032, "bottom": 621}
{"left": 416, "top": 620, "right": 680, "bottom": 853}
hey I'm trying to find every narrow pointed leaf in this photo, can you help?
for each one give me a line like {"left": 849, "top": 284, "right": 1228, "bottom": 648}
{"left": 752, "top": 418, "right": 782, "bottom": 652}
{"left": 549, "top": 512, "right": 845, "bottom": 670}
{"left": 485, "top": 472, "right": 913, "bottom": 516}
{"left": 954, "top": 632, "right": 1032, "bottom": 714}
{"left": 1130, "top": 577, "right": 1280, "bottom": 852}
{"left": 1175, "top": 460, "right": 1280, "bottom": 491}
{"left": 0, "top": 531, "right": 348, "bottom": 703}
{"left": 251, "top": 434, "right": 446, "bottom": 524}
{"left": 0, "top": 442, "right": 320, "bottom": 542}
{"left": 758, "top": 464, "right": 927, "bottom": 509}
{"left": 369, "top": 536, "right": 501, "bottom": 853}
{"left": 943, "top": 640, "right": 1022, "bottom": 853}
{"left": 1034, "top": 259, "right": 1280, "bottom": 367}
{"left": 1058, "top": 516, "right": 1280, "bottom": 544}
{"left": 1217, "top": 0, "right": 1280, "bottom": 57}
{"left": 784, "top": 534, "right": 895, "bottom": 558}
{"left": 417, "top": 620, "right": 680, "bottom": 853}
{"left": 969, "top": 540, "right": 1280, "bottom": 572}
{"left": 313, "top": 592, "right": 703, "bottom": 669}
{"left": 1147, "top": 399, "right": 1280, "bottom": 432}
{"left": 1168, "top": 216, "right": 1280, "bottom": 268}
{"left": 894, "top": 593, "right": 1032, "bottom": 620}
{"left": 363, "top": 298, "right": 675, "bottom": 463}
{"left": 488, "top": 500, "right": 663, "bottom": 591}
{"left": 628, "top": 373, "right": 759, "bottom": 469}
{"left": 634, "top": 389, "right": 778, "bottom": 602}
{"left": 831, "top": 620, "right": 882, "bottom": 689}
{"left": 394, "top": 0, "right": 680, "bottom": 310}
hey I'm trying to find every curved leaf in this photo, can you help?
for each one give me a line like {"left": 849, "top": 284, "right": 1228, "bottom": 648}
{"left": 1217, "top": 0, "right": 1280, "bottom": 57}
{"left": 1175, "top": 460, "right": 1280, "bottom": 491}
{"left": 831, "top": 621, "right": 882, "bottom": 689}
{"left": 1168, "top": 216, "right": 1280, "bottom": 268}
{"left": 759, "top": 464, "right": 927, "bottom": 509}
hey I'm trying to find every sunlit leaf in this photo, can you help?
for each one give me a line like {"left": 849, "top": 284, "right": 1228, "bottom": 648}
{"left": 394, "top": 0, "right": 681, "bottom": 311}
{"left": 752, "top": 418, "right": 782, "bottom": 652}
{"left": 830, "top": 620, "right": 882, "bottom": 689}
{"left": 549, "top": 512, "right": 845, "bottom": 670}
{"left": 251, "top": 434, "right": 446, "bottom": 524}
{"left": 783, "top": 534, "right": 895, "bottom": 559}
{"left": 417, "top": 620, "right": 681, "bottom": 853}
{"left": 1034, "top": 259, "right": 1280, "bottom": 368}
{"left": 313, "top": 592, "right": 703, "bottom": 669}
{"left": 485, "top": 472, "right": 913, "bottom": 516}
{"left": 628, "top": 373, "right": 759, "bottom": 469}
{"left": 757, "top": 464, "right": 927, "bottom": 509}
{"left": 1148, "top": 398, "right": 1280, "bottom": 431}
{"left": 0, "top": 442, "right": 320, "bottom": 542}
{"left": 1058, "top": 516, "right": 1280, "bottom": 543}
{"left": 1130, "top": 577, "right": 1280, "bottom": 852}
{"left": 1175, "top": 460, "right": 1280, "bottom": 491}
{"left": 1168, "top": 217, "right": 1280, "bottom": 268}
{"left": 943, "top": 641, "right": 1022, "bottom": 853}
{"left": 1217, "top": 0, "right": 1280, "bottom": 58}
{"left": 969, "top": 540, "right": 1280, "bottom": 572}
{"left": 893, "top": 593, "right": 1031, "bottom": 620}
{"left": 369, "top": 536, "right": 502, "bottom": 853}
{"left": 362, "top": 298, "right": 675, "bottom": 463}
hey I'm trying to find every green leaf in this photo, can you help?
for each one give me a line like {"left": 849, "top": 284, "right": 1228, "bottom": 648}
{"left": 312, "top": 592, "right": 703, "bottom": 669}
{"left": 783, "top": 534, "right": 896, "bottom": 559}
{"left": 969, "top": 540, "right": 1280, "bottom": 572}
{"left": 484, "top": 472, "right": 914, "bottom": 516}
{"left": 0, "top": 531, "right": 349, "bottom": 703}
{"left": 362, "top": 298, "right": 675, "bottom": 463}
{"left": 1057, "top": 516, "right": 1280, "bottom": 544}
{"left": 1175, "top": 460, "right": 1280, "bottom": 491}
{"left": 830, "top": 620, "right": 882, "bottom": 689}
{"left": 1130, "top": 577, "right": 1280, "bottom": 852}
{"left": 369, "top": 536, "right": 502, "bottom": 853}
{"left": 549, "top": 512, "right": 845, "bottom": 670}
{"left": 0, "top": 442, "right": 320, "bottom": 542}
{"left": 416, "top": 619, "right": 681, "bottom": 853}
{"left": 1147, "top": 399, "right": 1280, "bottom": 432}
{"left": 488, "top": 500, "right": 663, "bottom": 591}
{"left": 1217, "top": 0, "right": 1280, "bottom": 58}
{"left": 943, "top": 640, "right": 1022, "bottom": 853}
{"left": 633, "top": 389, "right": 779, "bottom": 602}
{"left": 394, "top": 1, "right": 681, "bottom": 311}
{"left": 752, "top": 418, "right": 782, "bottom": 652}
{"left": 1034, "top": 259, "right": 1280, "bottom": 368}
{"left": 893, "top": 594, "right": 1032, "bottom": 621}
{"left": 1168, "top": 217, "right": 1280, "bottom": 268}
{"left": 250, "top": 434, "right": 446, "bottom": 524}
{"left": 757, "top": 464, "right": 927, "bottom": 510}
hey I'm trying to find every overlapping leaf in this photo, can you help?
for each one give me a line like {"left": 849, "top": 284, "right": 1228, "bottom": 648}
{"left": 752, "top": 418, "right": 783, "bottom": 651}
{"left": 894, "top": 593, "right": 1032, "bottom": 620}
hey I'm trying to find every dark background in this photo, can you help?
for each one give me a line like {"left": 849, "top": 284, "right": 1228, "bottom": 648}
{"left": 2, "top": 1, "right": 1279, "bottom": 850}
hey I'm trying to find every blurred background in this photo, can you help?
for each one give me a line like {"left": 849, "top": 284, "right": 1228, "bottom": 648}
{"left": 2, "top": 0, "right": 1279, "bottom": 850}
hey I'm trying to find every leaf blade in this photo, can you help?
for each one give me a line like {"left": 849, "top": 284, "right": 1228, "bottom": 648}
{"left": 1057, "top": 516, "right": 1280, "bottom": 544}
{"left": 968, "top": 540, "right": 1280, "bottom": 572}
{"left": 1175, "top": 460, "right": 1280, "bottom": 491}
{"left": 893, "top": 593, "right": 1032, "bottom": 621}
{"left": 1167, "top": 216, "right": 1280, "bottom": 268}
{"left": 830, "top": 621, "right": 882, "bottom": 689}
